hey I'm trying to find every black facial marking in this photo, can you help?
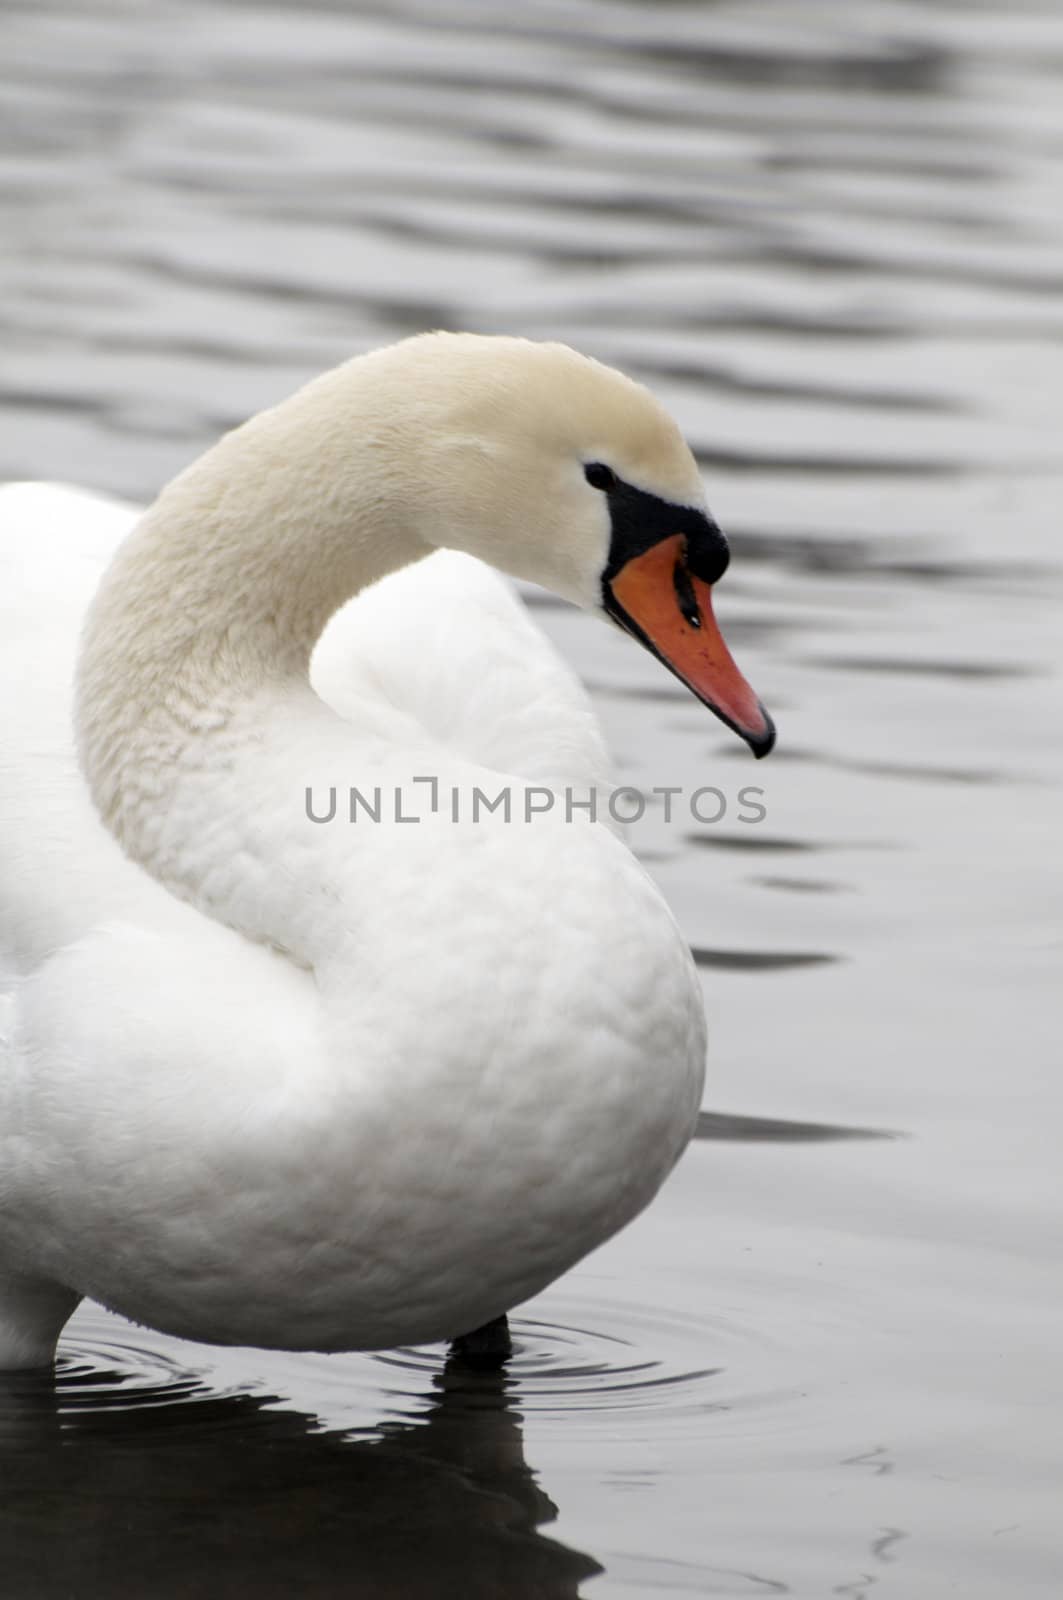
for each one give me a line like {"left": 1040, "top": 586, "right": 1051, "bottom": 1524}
{"left": 600, "top": 475, "right": 730, "bottom": 591}
{"left": 686, "top": 521, "right": 730, "bottom": 586}
{"left": 584, "top": 461, "right": 616, "bottom": 491}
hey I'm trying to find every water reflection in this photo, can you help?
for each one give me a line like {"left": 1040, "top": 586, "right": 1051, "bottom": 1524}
{"left": 0, "top": 1351, "right": 601, "bottom": 1600}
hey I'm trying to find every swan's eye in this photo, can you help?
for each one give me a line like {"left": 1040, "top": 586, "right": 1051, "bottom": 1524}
{"left": 584, "top": 462, "right": 616, "bottom": 492}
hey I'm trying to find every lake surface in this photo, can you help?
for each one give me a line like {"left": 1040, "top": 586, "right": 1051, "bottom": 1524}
{"left": 1, "top": 0, "right": 1061, "bottom": 1594}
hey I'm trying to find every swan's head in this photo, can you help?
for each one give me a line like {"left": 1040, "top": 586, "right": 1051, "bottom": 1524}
{"left": 377, "top": 333, "right": 774, "bottom": 757}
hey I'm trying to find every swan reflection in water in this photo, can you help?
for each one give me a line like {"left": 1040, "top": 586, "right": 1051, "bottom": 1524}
{"left": 0, "top": 1346, "right": 601, "bottom": 1599}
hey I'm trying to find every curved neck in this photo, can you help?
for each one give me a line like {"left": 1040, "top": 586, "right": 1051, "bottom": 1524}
{"left": 76, "top": 363, "right": 429, "bottom": 950}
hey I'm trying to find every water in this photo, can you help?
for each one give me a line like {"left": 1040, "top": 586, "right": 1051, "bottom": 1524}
{"left": 1, "top": 0, "right": 1061, "bottom": 1593}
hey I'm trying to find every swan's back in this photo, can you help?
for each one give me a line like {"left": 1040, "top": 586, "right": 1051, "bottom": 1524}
{"left": 0, "top": 482, "right": 615, "bottom": 982}
{"left": 314, "top": 552, "right": 613, "bottom": 794}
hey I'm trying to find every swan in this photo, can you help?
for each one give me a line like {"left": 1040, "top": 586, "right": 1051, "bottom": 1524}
{"left": 0, "top": 333, "right": 773, "bottom": 1370}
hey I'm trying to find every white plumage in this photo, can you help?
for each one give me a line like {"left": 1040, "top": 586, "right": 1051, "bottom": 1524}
{"left": 0, "top": 335, "right": 756, "bottom": 1368}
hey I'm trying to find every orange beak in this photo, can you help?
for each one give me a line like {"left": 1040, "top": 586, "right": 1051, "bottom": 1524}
{"left": 605, "top": 533, "right": 775, "bottom": 758}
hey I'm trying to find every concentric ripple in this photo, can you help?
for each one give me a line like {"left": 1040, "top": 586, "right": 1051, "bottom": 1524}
{"left": 367, "top": 1296, "right": 799, "bottom": 1441}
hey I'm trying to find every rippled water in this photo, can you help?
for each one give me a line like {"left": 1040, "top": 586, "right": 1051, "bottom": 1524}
{"left": 2, "top": 0, "right": 1061, "bottom": 1594}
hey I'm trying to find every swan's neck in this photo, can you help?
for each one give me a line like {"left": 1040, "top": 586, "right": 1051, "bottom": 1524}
{"left": 76, "top": 361, "right": 428, "bottom": 950}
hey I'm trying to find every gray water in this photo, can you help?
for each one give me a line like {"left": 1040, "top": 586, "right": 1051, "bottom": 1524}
{"left": 1, "top": 0, "right": 1061, "bottom": 1594}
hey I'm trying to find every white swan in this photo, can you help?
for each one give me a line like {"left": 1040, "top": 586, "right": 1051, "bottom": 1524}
{"left": 0, "top": 333, "right": 773, "bottom": 1369}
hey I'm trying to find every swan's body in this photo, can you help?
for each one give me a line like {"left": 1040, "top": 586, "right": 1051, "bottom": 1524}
{"left": 0, "top": 335, "right": 772, "bottom": 1368}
